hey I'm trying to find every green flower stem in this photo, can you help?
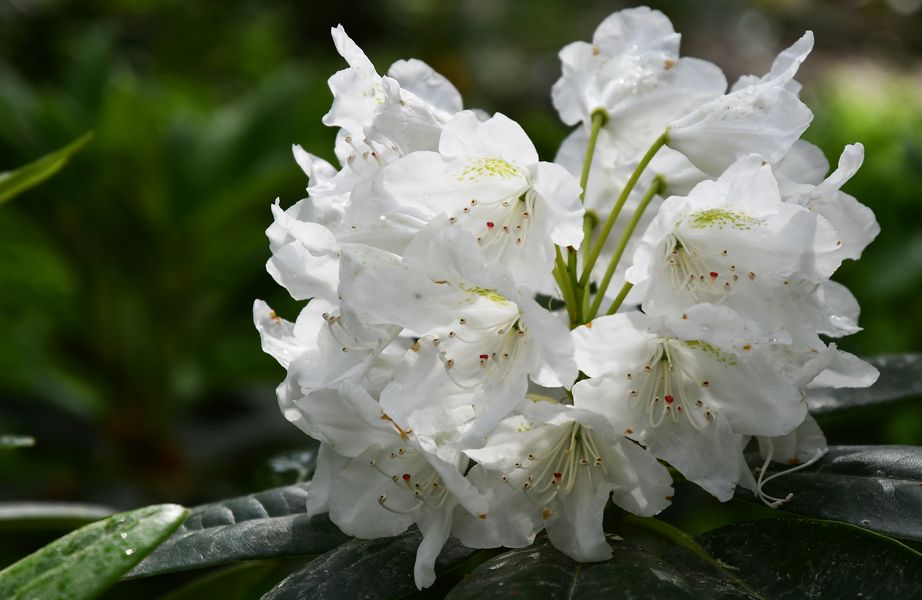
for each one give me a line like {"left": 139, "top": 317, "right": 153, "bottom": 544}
{"left": 579, "top": 111, "right": 608, "bottom": 199}
{"left": 577, "top": 133, "right": 667, "bottom": 302}
{"left": 568, "top": 110, "right": 608, "bottom": 321}
{"left": 567, "top": 245, "right": 580, "bottom": 311}
{"left": 553, "top": 247, "right": 580, "bottom": 326}
{"left": 605, "top": 282, "right": 633, "bottom": 316}
{"left": 622, "top": 515, "right": 763, "bottom": 598}
{"left": 586, "top": 175, "right": 665, "bottom": 320}
{"left": 582, "top": 210, "right": 598, "bottom": 261}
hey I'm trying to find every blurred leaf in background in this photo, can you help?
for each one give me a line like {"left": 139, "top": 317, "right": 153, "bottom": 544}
{"left": 0, "top": 131, "right": 92, "bottom": 205}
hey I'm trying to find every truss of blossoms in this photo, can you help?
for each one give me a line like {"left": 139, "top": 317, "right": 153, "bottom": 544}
{"left": 254, "top": 6, "right": 881, "bottom": 589}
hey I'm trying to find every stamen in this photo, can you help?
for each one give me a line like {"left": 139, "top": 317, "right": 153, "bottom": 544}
{"left": 755, "top": 441, "right": 824, "bottom": 508}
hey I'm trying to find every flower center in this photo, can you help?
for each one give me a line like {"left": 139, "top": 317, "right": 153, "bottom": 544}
{"left": 664, "top": 235, "right": 756, "bottom": 304}
{"left": 474, "top": 191, "right": 535, "bottom": 254}
{"left": 433, "top": 306, "right": 528, "bottom": 389}
{"left": 448, "top": 187, "right": 535, "bottom": 266}
{"left": 501, "top": 423, "right": 607, "bottom": 509}
{"left": 321, "top": 310, "right": 384, "bottom": 353}
{"left": 340, "top": 134, "right": 401, "bottom": 179}
{"left": 626, "top": 341, "right": 715, "bottom": 430}
{"left": 369, "top": 445, "right": 450, "bottom": 514}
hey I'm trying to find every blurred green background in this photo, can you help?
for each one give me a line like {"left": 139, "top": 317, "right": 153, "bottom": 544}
{"left": 1, "top": 0, "right": 920, "bottom": 565}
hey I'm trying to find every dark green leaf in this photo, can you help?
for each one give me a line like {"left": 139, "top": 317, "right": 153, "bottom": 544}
{"left": 445, "top": 535, "right": 755, "bottom": 600}
{"left": 534, "top": 293, "right": 568, "bottom": 312}
{"left": 127, "top": 483, "right": 348, "bottom": 578}
{"left": 666, "top": 519, "right": 922, "bottom": 599}
{"left": 0, "top": 502, "right": 115, "bottom": 530}
{"left": 806, "top": 353, "right": 922, "bottom": 414}
{"left": 0, "top": 503, "right": 186, "bottom": 600}
{"left": 0, "top": 132, "right": 94, "bottom": 205}
{"left": 160, "top": 561, "right": 288, "bottom": 600}
{"left": 738, "top": 445, "right": 922, "bottom": 541}
{"left": 263, "top": 530, "right": 479, "bottom": 600}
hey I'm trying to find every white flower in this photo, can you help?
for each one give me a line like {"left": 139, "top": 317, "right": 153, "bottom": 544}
{"left": 253, "top": 298, "right": 399, "bottom": 403}
{"left": 339, "top": 224, "right": 577, "bottom": 440}
{"left": 252, "top": 9, "right": 883, "bottom": 589}
{"left": 667, "top": 33, "right": 814, "bottom": 176}
{"left": 626, "top": 155, "right": 843, "bottom": 339}
{"left": 457, "top": 401, "right": 673, "bottom": 561}
{"left": 323, "top": 25, "right": 462, "bottom": 153}
{"left": 351, "top": 111, "right": 583, "bottom": 288}
{"left": 271, "top": 375, "right": 487, "bottom": 590}
{"left": 330, "top": 427, "right": 487, "bottom": 589}
{"left": 572, "top": 306, "right": 806, "bottom": 499}
{"left": 552, "top": 7, "right": 726, "bottom": 156}
{"left": 779, "top": 143, "right": 880, "bottom": 261}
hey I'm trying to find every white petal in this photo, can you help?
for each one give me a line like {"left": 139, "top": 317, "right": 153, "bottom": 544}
{"left": 597, "top": 57, "right": 727, "bottom": 157}
{"left": 731, "top": 31, "right": 814, "bottom": 94}
{"left": 439, "top": 111, "right": 539, "bottom": 166}
{"left": 292, "top": 145, "right": 338, "bottom": 185}
{"left": 452, "top": 465, "right": 540, "bottom": 549}
{"left": 572, "top": 312, "right": 653, "bottom": 378}
{"left": 266, "top": 201, "right": 340, "bottom": 302}
{"left": 414, "top": 503, "right": 454, "bottom": 589}
{"left": 329, "top": 443, "right": 416, "bottom": 538}
{"left": 521, "top": 295, "right": 579, "bottom": 389}
{"left": 531, "top": 161, "right": 584, "bottom": 248}
{"left": 367, "top": 76, "right": 444, "bottom": 153}
{"left": 810, "top": 192, "right": 879, "bottom": 261}
{"left": 289, "top": 382, "right": 395, "bottom": 456}
{"left": 380, "top": 340, "right": 476, "bottom": 438}
{"left": 758, "top": 413, "right": 826, "bottom": 466}
{"left": 668, "top": 86, "right": 813, "bottom": 176}
{"left": 330, "top": 24, "right": 375, "bottom": 73}
{"left": 775, "top": 140, "right": 829, "bottom": 186}
{"left": 306, "top": 443, "right": 349, "bottom": 517}
{"left": 810, "top": 347, "right": 879, "bottom": 388}
{"left": 603, "top": 436, "right": 673, "bottom": 516}
{"left": 322, "top": 26, "right": 382, "bottom": 136}
{"left": 545, "top": 470, "right": 611, "bottom": 562}
{"left": 387, "top": 58, "right": 463, "bottom": 118}
{"left": 253, "top": 300, "right": 302, "bottom": 369}
{"left": 815, "top": 143, "right": 863, "bottom": 197}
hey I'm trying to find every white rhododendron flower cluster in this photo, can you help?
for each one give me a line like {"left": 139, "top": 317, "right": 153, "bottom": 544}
{"left": 255, "top": 7, "right": 880, "bottom": 589}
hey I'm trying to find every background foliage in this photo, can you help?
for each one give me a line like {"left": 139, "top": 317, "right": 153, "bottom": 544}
{"left": 1, "top": 0, "right": 921, "bottom": 596}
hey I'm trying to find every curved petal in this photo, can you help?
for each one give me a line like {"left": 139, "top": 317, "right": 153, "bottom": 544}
{"left": 387, "top": 58, "right": 463, "bottom": 118}
{"left": 414, "top": 503, "right": 455, "bottom": 589}
{"left": 439, "top": 111, "right": 539, "bottom": 166}
{"left": 545, "top": 470, "right": 612, "bottom": 562}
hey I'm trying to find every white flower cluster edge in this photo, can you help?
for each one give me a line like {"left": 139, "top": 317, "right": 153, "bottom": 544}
{"left": 254, "top": 7, "right": 880, "bottom": 589}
